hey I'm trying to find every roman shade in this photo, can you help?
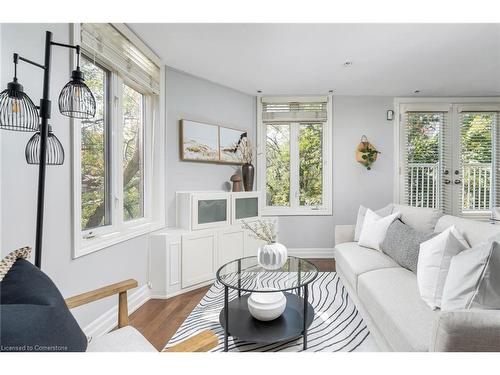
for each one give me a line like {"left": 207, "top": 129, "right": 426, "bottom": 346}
{"left": 80, "top": 23, "right": 160, "bottom": 94}
{"left": 261, "top": 96, "right": 328, "bottom": 122}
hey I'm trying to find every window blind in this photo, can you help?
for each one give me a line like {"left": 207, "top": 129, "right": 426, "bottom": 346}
{"left": 262, "top": 99, "right": 328, "bottom": 122}
{"left": 402, "top": 111, "right": 447, "bottom": 211}
{"left": 81, "top": 23, "right": 160, "bottom": 94}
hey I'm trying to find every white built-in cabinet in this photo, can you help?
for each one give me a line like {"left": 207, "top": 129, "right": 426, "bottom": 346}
{"left": 149, "top": 191, "right": 272, "bottom": 299}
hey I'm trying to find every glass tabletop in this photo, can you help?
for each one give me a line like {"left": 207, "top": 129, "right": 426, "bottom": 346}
{"left": 216, "top": 256, "right": 319, "bottom": 293}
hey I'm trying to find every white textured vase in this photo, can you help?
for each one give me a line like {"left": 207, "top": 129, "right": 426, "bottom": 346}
{"left": 257, "top": 242, "right": 288, "bottom": 270}
{"left": 247, "top": 289, "right": 286, "bottom": 321}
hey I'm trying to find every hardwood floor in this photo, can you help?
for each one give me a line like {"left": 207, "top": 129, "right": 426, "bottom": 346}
{"left": 129, "top": 258, "right": 335, "bottom": 351}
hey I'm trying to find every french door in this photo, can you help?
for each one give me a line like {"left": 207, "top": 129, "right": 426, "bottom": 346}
{"left": 400, "top": 102, "right": 500, "bottom": 218}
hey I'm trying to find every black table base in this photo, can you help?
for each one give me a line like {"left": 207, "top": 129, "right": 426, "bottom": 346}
{"left": 219, "top": 290, "right": 314, "bottom": 352}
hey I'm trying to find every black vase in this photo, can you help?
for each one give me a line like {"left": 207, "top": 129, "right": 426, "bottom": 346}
{"left": 242, "top": 163, "right": 254, "bottom": 191}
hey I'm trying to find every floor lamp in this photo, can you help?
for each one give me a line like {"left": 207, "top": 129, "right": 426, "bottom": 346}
{"left": 0, "top": 30, "right": 96, "bottom": 269}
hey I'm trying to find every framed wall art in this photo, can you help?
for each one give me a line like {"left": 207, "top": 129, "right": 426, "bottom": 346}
{"left": 180, "top": 119, "right": 247, "bottom": 165}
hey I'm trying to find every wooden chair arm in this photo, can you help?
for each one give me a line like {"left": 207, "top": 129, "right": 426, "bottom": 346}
{"left": 162, "top": 330, "right": 218, "bottom": 352}
{"left": 65, "top": 279, "right": 138, "bottom": 328}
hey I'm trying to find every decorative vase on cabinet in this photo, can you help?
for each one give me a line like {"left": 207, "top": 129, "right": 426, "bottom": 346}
{"left": 242, "top": 163, "right": 254, "bottom": 191}
{"left": 257, "top": 242, "right": 288, "bottom": 270}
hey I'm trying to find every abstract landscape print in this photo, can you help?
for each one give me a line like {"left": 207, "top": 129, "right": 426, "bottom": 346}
{"left": 219, "top": 126, "right": 245, "bottom": 164}
{"left": 181, "top": 120, "right": 219, "bottom": 162}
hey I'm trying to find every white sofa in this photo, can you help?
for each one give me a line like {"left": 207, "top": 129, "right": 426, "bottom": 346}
{"left": 334, "top": 211, "right": 500, "bottom": 352}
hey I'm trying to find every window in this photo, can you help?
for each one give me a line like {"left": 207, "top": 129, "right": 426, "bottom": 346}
{"left": 80, "top": 58, "right": 111, "bottom": 231}
{"left": 122, "top": 84, "right": 145, "bottom": 221}
{"left": 73, "top": 23, "right": 164, "bottom": 257}
{"left": 258, "top": 96, "right": 332, "bottom": 215}
{"left": 397, "top": 99, "right": 500, "bottom": 219}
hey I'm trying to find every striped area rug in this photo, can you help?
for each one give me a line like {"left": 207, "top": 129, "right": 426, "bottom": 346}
{"left": 165, "top": 272, "right": 377, "bottom": 352}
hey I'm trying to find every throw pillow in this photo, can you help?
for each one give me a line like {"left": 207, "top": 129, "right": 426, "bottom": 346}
{"left": 358, "top": 209, "right": 401, "bottom": 251}
{"left": 0, "top": 246, "right": 31, "bottom": 282}
{"left": 380, "top": 219, "right": 436, "bottom": 273}
{"left": 441, "top": 241, "right": 500, "bottom": 311}
{"left": 392, "top": 204, "right": 442, "bottom": 233}
{"left": 417, "top": 226, "right": 470, "bottom": 310}
{"left": 354, "top": 204, "right": 393, "bottom": 241}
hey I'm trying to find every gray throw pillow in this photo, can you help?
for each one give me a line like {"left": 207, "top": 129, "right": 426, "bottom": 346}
{"left": 380, "top": 219, "right": 436, "bottom": 273}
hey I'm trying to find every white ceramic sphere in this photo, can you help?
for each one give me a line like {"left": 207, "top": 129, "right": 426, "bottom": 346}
{"left": 257, "top": 242, "right": 288, "bottom": 270}
{"left": 247, "top": 290, "right": 286, "bottom": 321}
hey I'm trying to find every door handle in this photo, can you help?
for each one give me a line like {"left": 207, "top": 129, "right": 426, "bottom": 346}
{"left": 444, "top": 179, "right": 451, "bottom": 184}
{"left": 454, "top": 179, "right": 462, "bottom": 184}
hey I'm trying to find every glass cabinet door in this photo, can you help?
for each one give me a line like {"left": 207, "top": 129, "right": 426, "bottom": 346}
{"left": 235, "top": 197, "right": 259, "bottom": 220}
{"left": 197, "top": 199, "right": 227, "bottom": 224}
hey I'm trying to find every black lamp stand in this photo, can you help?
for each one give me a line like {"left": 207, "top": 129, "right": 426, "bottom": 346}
{"left": 15, "top": 31, "right": 81, "bottom": 268}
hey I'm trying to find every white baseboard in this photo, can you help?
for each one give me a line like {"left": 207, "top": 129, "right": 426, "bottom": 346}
{"left": 287, "top": 247, "right": 335, "bottom": 258}
{"left": 82, "top": 284, "right": 151, "bottom": 339}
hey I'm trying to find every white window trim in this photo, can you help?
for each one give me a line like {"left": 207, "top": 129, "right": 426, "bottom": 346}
{"left": 257, "top": 94, "right": 333, "bottom": 216}
{"left": 71, "top": 24, "right": 166, "bottom": 258}
{"left": 393, "top": 96, "right": 500, "bottom": 208}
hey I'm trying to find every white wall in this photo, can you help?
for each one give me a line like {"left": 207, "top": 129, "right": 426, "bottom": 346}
{"left": 0, "top": 24, "right": 152, "bottom": 328}
{"left": 277, "top": 96, "right": 395, "bottom": 249}
{"left": 165, "top": 67, "right": 256, "bottom": 226}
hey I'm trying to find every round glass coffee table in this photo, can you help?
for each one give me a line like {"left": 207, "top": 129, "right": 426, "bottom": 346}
{"left": 216, "top": 256, "right": 318, "bottom": 351}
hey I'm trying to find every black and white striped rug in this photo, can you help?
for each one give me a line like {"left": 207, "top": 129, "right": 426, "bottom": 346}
{"left": 165, "top": 272, "right": 377, "bottom": 352}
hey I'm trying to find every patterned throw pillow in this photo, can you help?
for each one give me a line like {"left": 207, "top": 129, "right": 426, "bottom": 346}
{"left": 0, "top": 246, "right": 32, "bottom": 282}
{"left": 381, "top": 220, "right": 435, "bottom": 273}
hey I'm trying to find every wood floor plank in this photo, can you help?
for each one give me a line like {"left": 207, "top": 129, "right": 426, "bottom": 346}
{"left": 129, "top": 258, "right": 334, "bottom": 350}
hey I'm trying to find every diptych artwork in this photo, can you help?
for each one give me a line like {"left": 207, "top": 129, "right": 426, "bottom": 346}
{"left": 181, "top": 120, "right": 219, "bottom": 162}
{"left": 219, "top": 126, "right": 245, "bottom": 163}
{"left": 180, "top": 119, "right": 247, "bottom": 164}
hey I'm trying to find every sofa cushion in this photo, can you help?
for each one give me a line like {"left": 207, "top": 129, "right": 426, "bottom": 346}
{"left": 87, "top": 326, "right": 156, "bottom": 352}
{"left": 381, "top": 219, "right": 436, "bottom": 273}
{"left": 354, "top": 204, "right": 394, "bottom": 241}
{"left": 358, "top": 210, "right": 401, "bottom": 251}
{"left": 392, "top": 204, "right": 442, "bottom": 233}
{"left": 435, "top": 215, "right": 500, "bottom": 247}
{"left": 334, "top": 242, "right": 399, "bottom": 291}
{"left": 0, "top": 259, "right": 88, "bottom": 352}
{"left": 441, "top": 241, "right": 500, "bottom": 311}
{"left": 358, "top": 268, "right": 438, "bottom": 351}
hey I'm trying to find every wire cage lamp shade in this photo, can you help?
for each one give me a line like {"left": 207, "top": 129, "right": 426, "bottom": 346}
{"left": 25, "top": 125, "right": 65, "bottom": 166}
{"left": 58, "top": 69, "right": 96, "bottom": 119}
{"left": 0, "top": 80, "right": 40, "bottom": 131}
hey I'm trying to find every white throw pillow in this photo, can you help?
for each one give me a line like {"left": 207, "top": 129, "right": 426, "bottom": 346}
{"left": 354, "top": 204, "right": 394, "bottom": 241}
{"left": 358, "top": 209, "right": 401, "bottom": 251}
{"left": 441, "top": 241, "right": 500, "bottom": 311}
{"left": 417, "top": 226, "right": 470, "bottom": 310}
{"left": 392, "top": 204, "right": 442, "bottom": 233}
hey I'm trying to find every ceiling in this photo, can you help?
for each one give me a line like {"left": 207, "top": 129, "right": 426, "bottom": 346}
{"left": 129, "top": 23, "right": 500, "bottom": 96}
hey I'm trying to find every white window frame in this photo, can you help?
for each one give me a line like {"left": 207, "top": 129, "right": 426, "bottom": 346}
{"left": 71, "top": 24, "right": 165, "bottom": 258}
{"left": 257, "top": 94, "right": 333, "bottom": 216}
{"left": 394, "top": 97, "right": 500, "bottom": 213}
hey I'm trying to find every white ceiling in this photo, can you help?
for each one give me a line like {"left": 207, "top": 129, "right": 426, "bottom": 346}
{"left": 129, "top": 23, "right": 500, "bottom": 96}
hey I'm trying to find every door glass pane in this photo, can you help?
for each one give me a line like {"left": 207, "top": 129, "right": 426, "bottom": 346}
{"left": 123, "top": 84, "right": 145, "bottom": 221}
{"left": 405, "top": 112, "right": 442, "bottom": 208}
{"left": 235, "top": 197, "right": 259, "bottom": 219}
{"left": 266, "top": 124, "right": 290, "bottom": 206}
{"left": 299, "top": 123, "right": 323, "bottom": 206}
{"left": 80, "top": 57, "right": 110, "bottom": 230}
{"left": 198, "top": 199, "right": 227, "bottom": 224}
{"left": 460, "top": 113, "right": 493, "bottom": 214}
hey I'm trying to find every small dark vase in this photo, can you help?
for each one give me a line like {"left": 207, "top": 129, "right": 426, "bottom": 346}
{"left": 242, "top": 163, "right": 254, "bottom": 191}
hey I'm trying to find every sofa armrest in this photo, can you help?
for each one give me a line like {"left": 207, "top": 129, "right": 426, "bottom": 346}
{"left": 431, "top": 310, "right": 500, "bottom": 352}
{"left": 335, "top": 225, "right": 356, "bottom": 246}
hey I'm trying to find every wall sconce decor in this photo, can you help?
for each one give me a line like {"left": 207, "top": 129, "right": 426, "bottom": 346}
{"left": 356, "top": 135, "right": 381, "bottom": 170}
{"left": 0, "top": 31, "right": 96, "bottom": 268}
